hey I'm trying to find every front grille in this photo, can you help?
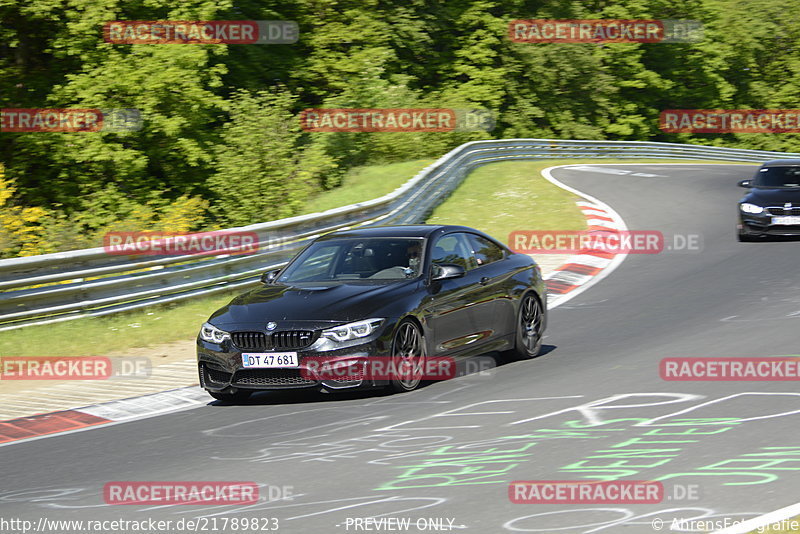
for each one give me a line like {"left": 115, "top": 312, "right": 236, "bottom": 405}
{"left": 231, "top": 332, "right": 268, "bottom": 351}
{"left": 272, "top": 330, "right": 318, "bottom": 349}
{"left": 231, "top": 330, "right": 318, "bottom": 351}
{"left": 766, "top": 206, "right": 800, "bottom": 216}
{"left": 233, "top": 369, "right": 317, "bottom": 386}
{"left": 765, "top": 227, "right": 800, "bottom": 235}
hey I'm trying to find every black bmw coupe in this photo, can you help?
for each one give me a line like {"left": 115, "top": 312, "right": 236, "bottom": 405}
{"left": 197, "top": 224, "right": 547, "bottom": 401}
{"left": 738, "top": 159, "right": 800, "bottom": 241}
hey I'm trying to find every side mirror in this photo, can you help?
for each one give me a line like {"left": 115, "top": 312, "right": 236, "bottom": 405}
{"left": 430, "top": 263, "right": 466, "bottom": 281}
{"left": 260, "top": 269, "right": 281, "bottom": 284}
{"left": 738, "top": 179, "right": 753, "bottom": 188}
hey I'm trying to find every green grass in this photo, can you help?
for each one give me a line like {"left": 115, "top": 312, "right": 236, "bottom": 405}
{"left": 427, "top": 159, "right": 588, "bottom": 244}
{"left": 0, "top": 290, "right": 244, "bottom": 357}
{"left": 298, "top": 158, "right": 435, "bottom": 215}
{"left": 4, "top": 157, "right": 753, "bottom": 357}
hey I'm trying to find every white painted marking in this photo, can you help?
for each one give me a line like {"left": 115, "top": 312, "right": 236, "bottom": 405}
{"left": 565, "top": 165, "right": 666, "bottom": 177}
{"left": 711, "top": 501, "right": 800, "bottom": 534}
{"left": 580, "top": 208, "right": 610, "bottom": 217}
{"left": 585, "top": 218, "right": 621, "bottom": 228}
{"left": 638, "top": 392, "right": 800, "bottom": 426}
{"left": 563, "top": 255, "right": 612, "bottom": 268}
{"left": 542, "top": 165, "right": 630, "bottom": 309}
{"left": 79, "top": 388, "right": 209, "bottom": 421}
{"left": 549, "top": 271, "right": 593, "bottom": 286}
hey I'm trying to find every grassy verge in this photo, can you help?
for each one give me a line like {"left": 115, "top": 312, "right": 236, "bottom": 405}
{"left": 426, "top": 159, "right": 587, "bottom": 240}
{"left": 0, "top": 290, "right": 244, "bottom": 357}
{"left": 297, "top": 158, "right": 435, "bottom": 215}
{"left": 4, "top": 157, "right": 753, "bottom": 357}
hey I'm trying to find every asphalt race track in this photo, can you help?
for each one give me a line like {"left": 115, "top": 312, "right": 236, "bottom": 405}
{"left": 3, "top": 164, "right": 799, "bottom": 534}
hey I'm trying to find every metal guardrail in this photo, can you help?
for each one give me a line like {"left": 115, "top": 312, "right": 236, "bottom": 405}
{"left": 2, "top": 138, "right": 798, "bottom": 331}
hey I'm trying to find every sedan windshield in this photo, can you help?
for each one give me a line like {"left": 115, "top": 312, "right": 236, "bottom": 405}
{"left": 277, "top": 238, "right": 425, "bottom": 283}
{"left": 754, "top": 166, "right": 800, "bottom": 188}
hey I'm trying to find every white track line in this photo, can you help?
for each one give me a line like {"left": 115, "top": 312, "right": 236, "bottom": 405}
{"left": 542, "top": 165, "right": 629, "bottom": 309}
{"left": 711, "top": 502, "right": 800, "bottom": 533}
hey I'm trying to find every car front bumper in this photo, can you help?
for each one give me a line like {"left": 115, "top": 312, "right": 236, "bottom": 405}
{"left": 197, "top": 337, "right": 392, "bottom": 393}
{"left": 739, "top": 213, "right": 800, "bottom": 236}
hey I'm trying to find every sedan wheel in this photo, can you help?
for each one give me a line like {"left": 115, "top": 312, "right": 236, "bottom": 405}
{"left": 512, "top": 293, "right": 543, "bottom": 360}
{"left": 389, "top": 320, "right": 426, "bottom": 392}
{"left": 737, "top": 230, "right": 758, "bottom": 242}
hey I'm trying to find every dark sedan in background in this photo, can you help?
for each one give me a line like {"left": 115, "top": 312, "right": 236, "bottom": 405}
{"left": 738, "top": 159, "right": 800, "bottom": 241}
{"left": 197, "top": 225, "right": 547, "bottom": 401}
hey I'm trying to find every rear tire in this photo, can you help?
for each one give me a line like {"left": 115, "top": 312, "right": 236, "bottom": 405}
{"left": 208, "top": 389, "right": 252, "bottom": 403}
{"left": 388, "top": 320, "right": 426, "bottom": 393}
{"left": 510, "top": 293, "right": 544, "bottom": 360}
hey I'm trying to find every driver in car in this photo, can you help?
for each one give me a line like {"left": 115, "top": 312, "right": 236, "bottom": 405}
{"left": 406, "top": 241, "right": 421, "bottom": 273}
{"left": 369, "top": 240, "right": 422, "bottom": 279}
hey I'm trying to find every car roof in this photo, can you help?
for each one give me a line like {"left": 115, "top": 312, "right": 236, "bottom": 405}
{"left": 762, "top": 159, "right": 800, "bottom": 167}
{"left": 318, "top": 224, "right": 483, "bottom": 240}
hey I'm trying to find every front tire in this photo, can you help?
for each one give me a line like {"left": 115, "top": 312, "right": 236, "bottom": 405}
{"left": 388, "top": 320, "right": 426, "bottom": 393}
{"left": 737, "top": 230, "right": 758, "bottom": 242}
{"left": 511, "top": 293, "right": 544, "bottom": 360}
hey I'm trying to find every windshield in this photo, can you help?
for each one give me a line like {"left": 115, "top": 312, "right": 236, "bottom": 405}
{"left": 754, "top": 166, "right": 800, "bottom": 188}
{"left": 277, "top": 237, "right": 425, "bottom": 283}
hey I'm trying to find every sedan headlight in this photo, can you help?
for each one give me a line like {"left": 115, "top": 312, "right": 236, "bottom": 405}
{"left": 310, "top": 318, "right": 385, "bottom": 351}
{"left": 323, "top": 318, "right": 384, "bottom": 342}
{"left": 740, "top": 203, "right": 764, "bottom": 214}
{"left": 200, "top": 322, "right": 230, "bottom": 344}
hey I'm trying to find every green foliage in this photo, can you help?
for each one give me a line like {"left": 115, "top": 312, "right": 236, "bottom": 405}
{"left": 208, "top": 88, "right": 336, "bottom": 226}
{"left": 1, "top": 0, "right": 800, "bottom": 257}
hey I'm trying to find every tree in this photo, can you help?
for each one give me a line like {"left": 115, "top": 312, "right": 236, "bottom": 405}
{"left": 208, "top": 88, "right": 336, "bottom": 226}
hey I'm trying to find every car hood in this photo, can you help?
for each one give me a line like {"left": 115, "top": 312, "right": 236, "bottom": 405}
{"left": 743, "top": 187, "right": 800, "bottom": 205}
{"left": 208, "top": 280, "right": 420, "bottom": 330}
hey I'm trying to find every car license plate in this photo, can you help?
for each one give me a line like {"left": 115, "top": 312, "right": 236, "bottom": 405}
{"left": 771, "top": 216, "right": 800, "bottom": 225}
{"left": 241, "top": 353, "right": 299, "bottom": 368}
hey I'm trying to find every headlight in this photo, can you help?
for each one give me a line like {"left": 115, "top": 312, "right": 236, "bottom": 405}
{"left": 323, "top": 318, "right": 384, "bottom": 342}
{"left": 200, "top": 322, "right": 230, "bottom": 344}
{"left": 740, "top": 203, "right": 764, "bottom": 214}
{"left": 310, "top": 318, "right": 385, "bottom": 351}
